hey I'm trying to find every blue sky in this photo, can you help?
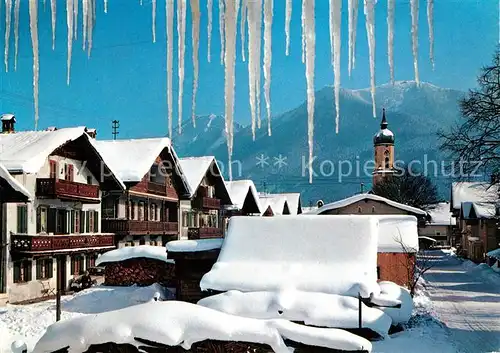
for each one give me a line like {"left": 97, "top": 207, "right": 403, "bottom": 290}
{"left": 0, "top": 0, "right": 498, "bottom": 139}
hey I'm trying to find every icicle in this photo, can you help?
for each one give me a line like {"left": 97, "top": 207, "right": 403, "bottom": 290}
{"left": 303, "top": 0, "right": 315, "bottom": 183}
{"left": 364, "top": 0, "right": 376, "bottom": 118}
{"left": 427, "top": 0, "right": 434, "bottom": 69}
{"left": 152, "top": 0, "right": 156, "bottom": 43}
{"left": 301, "top": 0, "right": 305, "bottom": 63}
{"left": 347, "top": 0, "right": 358, "bottom": 76}
{"left": 207, "top": 0, "right": 213, "bottom": 62}
{"left": 255, "top": 0, "right": 262, "bottom": 128}
{"left": 218, "top": 0, "right": 225, "bottom": 65}
{"left": 51, "top": 0, "right": 56, "bottom": 49}
{"left": 87, "top": 0, "right": 94, "bottom": 57}
{"left": 82, "top": 0, "right": 88, "bottom": 50}
{"left": 285, "top": 0, "right": 291, "bottom": 56}
{"left": 13, "top": 0, "right": 19, "bottom": 70}
{"left": 223, "top": 0, "right": 237, "bottom": 181}
{"left": 29, "top": 0, "right": 39, "bottom": 130}
{"left": 104, "top": 0, "right": 107, "bottom": 13}
{"left": 410, "top": 0, "right": 420, "bottom": 85}
{"left": 246, "top": 0, "right": 260, "bottom": 140}
{"left": 387, "top": 0, "right": 394, "bottom": 84}
{"left": 329, "top": 0, "right": 341, "bottom": 133}
{"left": 240, "top": 0, "right": 247, "bottom": 61}
{"left": 73, "top": 0, "right": 78, "bottom": 40}
{"left": 263, "top": 0, "right": 273, "bottom": 136}
{"left": 191, "top": 0, "right": 200, "bottom": 128}
{"left": 66, "top": 0, "right": 74, "bottom": 84}
{"left": 166, "top": 0, "right": 174, "bottom": 137}
{"left": 177, "top": 0, "right": 187, "bottom": 133}
{"left": 4, "top": 0, "right": 12, "bottom": 72}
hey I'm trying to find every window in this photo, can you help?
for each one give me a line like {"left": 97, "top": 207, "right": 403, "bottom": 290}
{"left": 435, "top": 231, "right": 442, "bottom": 236}
{"left": 13, "top": 260, "right": 32, "bottom": 283}
{"left": 130, "top": 201, "right": 136, "bottom": 220}
{"left": 87, "top": 175, "right": 93, "bottom": 185}
{"left": 86, "top": 211, "right": 98, "bottom": 233}
{"left": 357, "top": 206, "right": 362, "bottom": 213}
{"left": 150, "top": 204, "right": 157, "bottom": 221}
{"left": 17, "top": 205, "right": 28, "bottom": 234}
{"left": 70, "top": 256, "right": 84, "bottom": 275}
{"left": 371, "top": 206, "right": 376, "bottom": 213}
{"left": 36, "top": 258, "right": 53, "bottom": 280}
{"left": 138, "top": 202, "right": 144, "bottom": 221}
{"left": 139, "top": 238, "right": 146, "bottom": 245}
{"left": 64, "top": 164, "right": 74, "bottom": 182}
{"left": 49, "top": 160, "right": 57, "bottom": 179}
{"left": 37, "top": 206, "right": 48, "bottom": 233}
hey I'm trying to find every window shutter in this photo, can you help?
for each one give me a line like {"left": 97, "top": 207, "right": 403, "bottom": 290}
{"left": 48, "top": 259, "right": 53, "bottom": 278}
{"left": 16, "top": 206, "right": 22, "bottom": 233}
{"left": 36, "top": 260, "right": 41, "bottom": 280}
{"left": 13, "top": 262, "right": 20, "bottom": 282}
{"left": 69, "top": 165, "right": 74, "bottom": 182}
{"left": 70, "top": 211, "right": 75, "bottom": 234}
{"left": 93, "top": 211, "right": 99, "bottom": 233}
{"left": 85, "top": 211, "right": 90, "bottom": 233}
{"left": 36, "top": 207, "right": 41, "bottom": 234}
{"left": 26, "top": 261, "right": 32, "bottom": 282}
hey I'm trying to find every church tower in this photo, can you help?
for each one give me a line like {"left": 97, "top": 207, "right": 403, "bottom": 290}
{"left": 373, "top": 109, "right": 395, "bottom": 186}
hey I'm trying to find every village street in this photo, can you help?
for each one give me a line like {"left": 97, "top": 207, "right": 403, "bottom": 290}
{"left": 424, "top": 251, "right": 500, "bottom": 353}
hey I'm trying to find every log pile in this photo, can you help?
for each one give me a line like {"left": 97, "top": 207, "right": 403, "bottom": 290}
{"left": 103, "top": 258, "right": 175, "bottom": 287}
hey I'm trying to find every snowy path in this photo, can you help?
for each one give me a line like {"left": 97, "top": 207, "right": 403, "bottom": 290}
{"left": 424, "top": 251, "right": 500, "bottom": 353}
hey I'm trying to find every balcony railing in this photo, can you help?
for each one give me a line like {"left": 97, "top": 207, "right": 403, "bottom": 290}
{"left": 102, "top": 219, "right": 179, "bottom": 235}
{"left": 146, "top": 182, "right": 179, "bottom": 199}
{"left": 187, "top": 227, "right": 223, "bottom": 239}
{"left": 193, "top": 197, "right": 221, "bottom": 210}
{"left": 11, "top": 234, "right": 114, "bottom": 253}
{"left": 37, "top": 178, "right": 99, "bottom": 200}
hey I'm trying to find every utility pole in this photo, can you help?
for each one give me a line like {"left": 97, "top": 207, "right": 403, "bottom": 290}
{"left": 111, "top": 120, "right": 120, "bottom": 140}
{"left": 56, "top": 255, "right": 62, "bottom": 321}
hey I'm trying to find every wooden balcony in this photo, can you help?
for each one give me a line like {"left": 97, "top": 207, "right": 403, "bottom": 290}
{"left": 10, "top": 234, "right": 114, "bottom": 254}
{"left": 188, "top": 227, "right": 223, "bottom": 239}
{"left": 193, "top": 197, "right": 221, "bottom": 210}
{"left": 101, "top": 219, "right": 179, "bottom": 236}
{"left": 36, "top": 178, "right": 99, "bottom": 201}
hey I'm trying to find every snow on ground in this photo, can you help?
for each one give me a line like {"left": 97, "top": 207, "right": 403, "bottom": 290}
{"left": 0, "top": 284, "right": 167, "bottom": 353}
{"left": 422, "top": 250, "right": 500, "bottom": 353}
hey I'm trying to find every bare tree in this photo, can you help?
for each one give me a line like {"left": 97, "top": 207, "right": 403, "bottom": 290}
{"left": 439, "top": 48, "right": 500, "bottom": 178}
{"left": 372, "top": 165, "right": 440, "bottom": 210}
{"left": 394, "top": 235, "right": 434, "bottom": 297}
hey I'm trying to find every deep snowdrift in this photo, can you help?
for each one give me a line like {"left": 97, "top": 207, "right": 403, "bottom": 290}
{"left": 32, "top": 301, "right": 373, "bottom": 353}
{"left": 197, "top": 289, "right": 392, "bottom": 335}
{"left": 200, "top": 215, "right": 380, "bottom": 298}
{"left": 96, "top": 245, "right": 173, "bottom": 266}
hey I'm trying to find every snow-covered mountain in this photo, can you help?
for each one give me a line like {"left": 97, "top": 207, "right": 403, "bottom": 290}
{"left": 173, "top": 81, "right": 464, "bottom": 203}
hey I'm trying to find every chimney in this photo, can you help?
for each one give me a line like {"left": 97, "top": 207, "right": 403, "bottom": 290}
{"left": 1, "top": 113, "right": 16, "bottom": 133}
{"left": 85, "top": 127, "right": 97, "bottom": 139}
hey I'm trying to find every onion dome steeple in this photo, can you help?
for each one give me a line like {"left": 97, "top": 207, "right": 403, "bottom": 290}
{"left": 373, "top": 109, "right": 395, "bottom": 145}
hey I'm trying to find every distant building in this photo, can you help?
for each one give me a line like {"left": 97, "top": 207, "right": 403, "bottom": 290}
{"left": 419, "top": 202, "right": 456, "bottom": 246}
{"left": 372, "top": 109, "right": 395, "bottom": 186}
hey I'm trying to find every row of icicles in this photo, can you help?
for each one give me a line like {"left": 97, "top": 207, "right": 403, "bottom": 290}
{"left": 6, "top": 0, "right": 435, "bottom": 182}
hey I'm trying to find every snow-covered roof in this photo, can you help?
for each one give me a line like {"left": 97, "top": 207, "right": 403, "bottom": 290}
{"left": 280, "top": 193, "right": 302, "bottom": 215}
{"left": 225, "top": 180, "right": 260, "bottom": 213}
{"left": 487, "top": 248, "right": 500, "bottom": 259}
{"left": 259, "top": 194, "right": 290, "bottom": 215}
{"left": 0, "top": 126, "right": 86, "bottom": 173}
{"left": 200, "top": 215, "right": 380, "bottom": 298}
{"left": 92, "top": 138, "right": 189, "bottom": 193}
{"left": 166, "top": 238, "right": 223, "bottom": 253}
{"left": 451, "top": 182, "right": 499, "bottom": 211}
{"left": 0, "top": 162, "right": 31, "bottom": 201}
{"left": 314, "top": 193, "right": 427, "bottom": 216}
{"left": 301, "top": 206, "right": 318, "bottom": 214}
{"left": 198, "top": 290, "right": 392, "bottom": 336}
{"left": 418, "top": 236, "right": 437, "bottom": 242}
{"left": 179, "top": 156, "right": 222, "bottom": 197}
{"left": 32, "top": 301, "right": 372, "bottom": 353}
{"left": 461, "top": 201, "right": 497, "bottom": 219}
{"left": 95, "top": 245, "right": 173, "bottom": 266}
{"left": 427, "top": 202, "right": 456, "bottom": 226}
{"left": 1, "top": 113, "right": 15, "bottom": 121}
{"left": 377, "top": 216, "right": 419, "bottom": 253}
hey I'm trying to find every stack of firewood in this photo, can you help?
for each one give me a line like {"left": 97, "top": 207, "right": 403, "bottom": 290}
{"left": 103, "top": 258, "right": 175, "bottom": 287}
